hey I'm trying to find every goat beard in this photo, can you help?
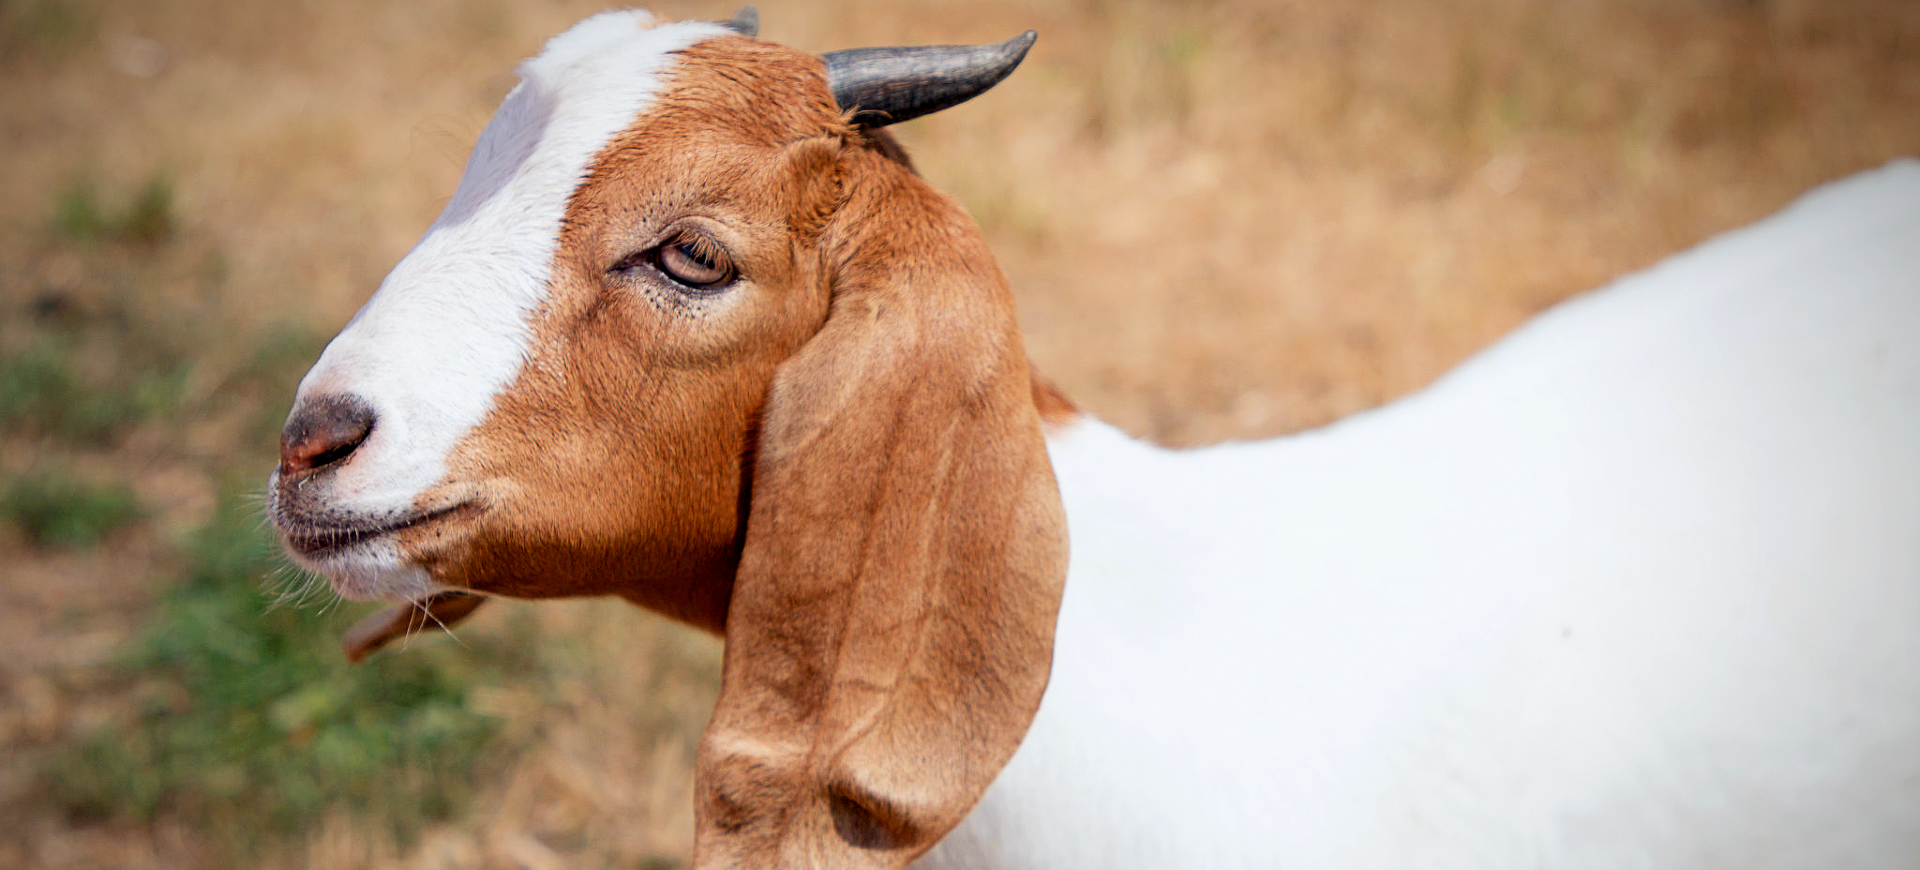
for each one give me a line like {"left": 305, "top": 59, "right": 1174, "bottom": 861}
{"left": 340, "top": 590, "right": 486, "bottom": 663}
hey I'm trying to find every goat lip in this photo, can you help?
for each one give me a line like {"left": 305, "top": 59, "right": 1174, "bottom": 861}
{"left": 280, "top": 503, "right": 476, "bottom": 558}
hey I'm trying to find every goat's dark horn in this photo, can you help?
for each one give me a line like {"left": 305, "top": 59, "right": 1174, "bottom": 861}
{"left": 722, "top": 6, "right": 758, "bottom": 37}
{"left": 824, "top": 30, "right": 1037, "bottom": 128}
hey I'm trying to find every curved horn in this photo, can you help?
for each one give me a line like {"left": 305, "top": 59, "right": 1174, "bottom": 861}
{"left": 824, "top": 30, "right": 1037, "bottom": 127}
{"left": 721, "top": 5, "right": 758, "bottom": 37}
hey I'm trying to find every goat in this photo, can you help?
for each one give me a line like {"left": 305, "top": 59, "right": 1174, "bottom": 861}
{"left": 268, "top": 8, "right": 1920, "bottom": 869}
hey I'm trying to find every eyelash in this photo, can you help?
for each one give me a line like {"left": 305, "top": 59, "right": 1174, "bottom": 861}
{"left": 611, "top": 229, "right": 737, "bottom": 294}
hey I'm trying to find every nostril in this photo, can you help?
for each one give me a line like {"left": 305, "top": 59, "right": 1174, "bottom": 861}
{"left": 280, "top": 394, "right": 377, "bottom": 474}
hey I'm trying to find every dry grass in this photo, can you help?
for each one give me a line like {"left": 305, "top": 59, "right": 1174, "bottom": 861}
{"left": 2, "top": 0, "right": 1916, "bottom": 866}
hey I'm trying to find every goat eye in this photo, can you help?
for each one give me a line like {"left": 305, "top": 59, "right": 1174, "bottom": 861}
{"left": 655, "top": 233, "right": 734, "bottom": 291}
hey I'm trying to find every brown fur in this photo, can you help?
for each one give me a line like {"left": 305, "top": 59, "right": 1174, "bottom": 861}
{"left": 1031, "top": 372, "right": 1080, "bottom": 431}
{"left": 394, "top": 37, "right": 1069, "bottom": 868}
{"left": 401, "top": 39, "right": 846, "bottom": 631}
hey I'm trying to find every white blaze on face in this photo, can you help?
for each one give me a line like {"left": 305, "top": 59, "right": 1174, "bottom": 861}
{"left": 291, "top": 11, "right": 725, "bottom": 519}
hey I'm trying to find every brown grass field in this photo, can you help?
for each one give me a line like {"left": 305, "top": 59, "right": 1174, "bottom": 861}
{"left": 2, "top": 0, "right": 1916, "bottom": 866}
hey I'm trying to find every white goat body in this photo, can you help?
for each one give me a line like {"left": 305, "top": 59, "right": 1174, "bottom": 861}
{"left": 924, "top": 160, "right": 1920, "bottom": 869}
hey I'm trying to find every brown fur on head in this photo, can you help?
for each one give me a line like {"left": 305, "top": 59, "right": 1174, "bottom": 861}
{"left": 404, "top": 39, "right": 861, "bottom": 631}
{"left": 397, "top": 42, "right": 949, "bottom": 633}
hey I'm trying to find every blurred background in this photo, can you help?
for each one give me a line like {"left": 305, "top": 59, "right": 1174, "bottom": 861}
{"left": 1, "top": 0, "right": 1915, "bottom": 866}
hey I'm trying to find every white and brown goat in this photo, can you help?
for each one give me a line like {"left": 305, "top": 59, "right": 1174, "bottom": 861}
{"left": 270, "top": 9, "right": 1920, "bottom": 869}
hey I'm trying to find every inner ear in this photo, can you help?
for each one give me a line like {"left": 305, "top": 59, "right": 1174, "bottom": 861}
{"left": 782, "top": 136, "right": 846, "bottom": 237}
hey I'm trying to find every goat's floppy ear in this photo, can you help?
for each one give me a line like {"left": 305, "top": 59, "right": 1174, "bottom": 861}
{"left": 693, "top": 149, "right": 1068, "bottom": 868}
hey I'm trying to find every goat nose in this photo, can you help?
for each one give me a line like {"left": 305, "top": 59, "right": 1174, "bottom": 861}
{"left": 280, "top": 394, "right": 376, "bottom": 474}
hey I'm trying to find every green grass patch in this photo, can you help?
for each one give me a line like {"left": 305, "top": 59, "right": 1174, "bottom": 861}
{"left": 0, "top": 332, "right": 188, "bottom": 444}
{"left": 0, "top": 469, "right": 141, "bottom": 549}
{"left": 119, "top": 175, "right": 178, "bottom": 245}
{"left": 51, "top": 172, "right": 177, "bottom": 246}
{"left": 0, "top": 0, "right": 95, "bottom": 62}
{"left": 51, "top": 178, "right": 108, "bottom": 243}
{"left": 46, "top": 481, "right": 541, "bottom": 856}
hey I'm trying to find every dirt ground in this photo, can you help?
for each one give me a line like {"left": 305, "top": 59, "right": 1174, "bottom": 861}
{"left": 2, "top": 0, "right": 1916, "bottom": 866}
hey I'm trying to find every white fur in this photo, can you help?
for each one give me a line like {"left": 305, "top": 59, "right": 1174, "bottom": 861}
{"left": 280, "top": 12, "right": 726, "bottom": 599}
{"left": 920, "top": 160, "right": 1920, "bottom": 869}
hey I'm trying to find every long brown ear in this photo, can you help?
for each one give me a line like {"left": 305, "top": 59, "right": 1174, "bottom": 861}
{"left": 692, "top": 144, "right": 1068, "bottom": 868}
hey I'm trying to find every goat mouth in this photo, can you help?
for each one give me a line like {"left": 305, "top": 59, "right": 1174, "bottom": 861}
{"left": 279, "top": 503, "right": 476, "bottom": 559}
